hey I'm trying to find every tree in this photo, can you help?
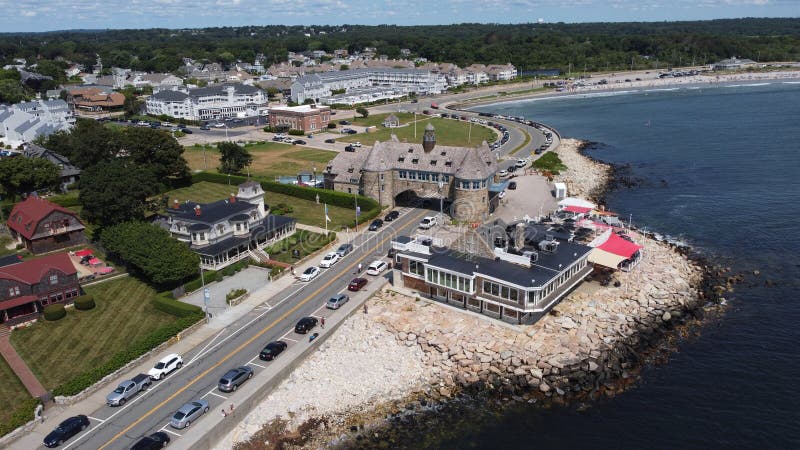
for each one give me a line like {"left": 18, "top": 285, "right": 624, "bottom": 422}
{"left": 0, "top": 157, "right": 61, "bottom": 200}
{"left": 356, "top": 107, "right": 369, "bottom": 118}
{"left": 218, "top": 141, "right": 253, "bottom": 175}
{"left": 100, "top": 221, "right": 200, "bottom": 286}
{"left": 78, "top": 160, "right": 158, "bottom": 227}
{"left": 0, "top": 79, "right": 33, "bottom": 104}
{"left": 41, "top": 118, "right": 121, "bottom": 169}
{"left": 121, "top": 127, "right": 190, "bottom": 183}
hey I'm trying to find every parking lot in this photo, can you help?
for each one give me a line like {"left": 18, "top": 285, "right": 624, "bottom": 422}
{"left": 491, "top": 174, "right": 558, "bottom": 223}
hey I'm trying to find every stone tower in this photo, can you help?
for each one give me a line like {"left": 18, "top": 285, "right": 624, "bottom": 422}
{"left": 422, "top": 123, "right": 436, "bottom": 153}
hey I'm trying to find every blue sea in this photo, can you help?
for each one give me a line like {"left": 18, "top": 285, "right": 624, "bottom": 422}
{"left": 429, "top": 82, "right": 800, "bottom": 449}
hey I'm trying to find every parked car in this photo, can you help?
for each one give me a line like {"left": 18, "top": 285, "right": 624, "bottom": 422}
{"left": 218, "top": 366, "right": 254, "bottom": 392}
{"left": 344, "top": 145, "right": 356, "bottom": 152}
{"left": 498, "top": 169, "right": 509, "bottom": 178}
{"left": 419, "top": 216, "right": 437, "bottom": 229}
{"left": 293, "top": 139, "right": 307, "bottom": 145}
{"left": 368, "top": 219, "right": 383, "bottom": 231}
{"left": 336, "top": 243, "right": 354, "bottom": 257}
{"left": 272, "top": 136, "right": 284, "bottom": 142}
{"left": 351, "top": 142, "right": 362, "bottom": 147}
{"left": 366, "top": 260, "right": 389, "bottom": 276}
{"left": 338, "top": 120, "right": 351, "bottom": 125}
{"left": 326, "top": 293, "right": 350, "bottom": 310}
{"left": 516, "top": 159, "right": 527, "bottom": 168}
{"left": 213, "top": 122, "right": 225, "bottom": 128}
{"left": 348, "top": 277, "right": 368, "bottom": 291}
{"left": 170, "top": 400, "right": 209, "bottom": 429}
{"left": 384, "top": 210, "right": 400, "bottom": 221}
{"left": 324, "top": 138, "right": 336, "bottom": 143}
{"left": 319, "top": 252, "right": 340, "bottom": 268}
{"left": 294, "top": 316, "right": 318, "bottom": 334}
{"left": 43, "top": 415, "right": 90, "bottom": 448}
{"left": 259, "top": 340, "right": 288, "bottom": 361}
{"left": 299, "top": 266, "right": 321, "bottom": 282}
{"left": 130, "top": 432, "right": 171, "bottom": 450}
{"left": 199, "top": 125, "right": 210, "bottom": 131}
{"left": 508, "top": 181, "right": 518, "bottom": 190}
{"left": 106, "top": 373, "right": 151, "bottom": 406}
{"left": 181, "top": 128, "right": 193, "bottom": 134}
{"left": 148, "top": 353, "right": 182, "bottom": 380}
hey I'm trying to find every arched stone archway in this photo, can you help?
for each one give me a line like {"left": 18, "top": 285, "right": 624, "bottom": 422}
{"left": 394, "top": 189, "right": 449, "bottom": 212}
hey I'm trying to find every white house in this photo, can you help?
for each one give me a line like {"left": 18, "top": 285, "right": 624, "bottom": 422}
{"left": 0, "top": 100, "right": 74, "bottom": 147}
{"left": 145, "top": 83, "right": 268, "bottom": 121}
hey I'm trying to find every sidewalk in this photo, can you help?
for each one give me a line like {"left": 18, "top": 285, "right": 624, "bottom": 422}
{"left": 0, "top": 326, "right": 47, "bottom": 399}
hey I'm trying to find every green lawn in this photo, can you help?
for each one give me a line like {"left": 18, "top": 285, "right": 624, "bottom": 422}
{"left": 0, "top": 358, "right": 32, "bottom": 429}
{"left": 348, "top": 112, "right": 416, "bottom": 128}
{"left": 263, "top": 229, "right": 336, "bottom": 264}
{"left": 337, "top": 117, "right": 497, "bottom": 147}
{"left": 183, "top": 142, "right": 336, "bottom": 180}
{"left": 10, "top": 277, "right": 177, "bottom": 390}
{"left": 163, "top": 181, "right": 355, "bottom": 229}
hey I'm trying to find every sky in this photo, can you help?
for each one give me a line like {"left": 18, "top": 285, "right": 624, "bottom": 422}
{"left": 0, "top": 0, "right": 797, "bottom": 32}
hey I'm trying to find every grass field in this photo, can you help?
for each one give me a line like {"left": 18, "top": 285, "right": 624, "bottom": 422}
{"left": 10, "top": 277, "right": 177, "bottom": 390}
{"left": 347, "top": 112, "right": 416, "bottom": 128}
{"left": 183, "top": 142, "right": 337, "bottom": 180}
{"left": 264, "top": 229, "right": 336, "bottom": 264}
{"left": 337, "top": 117, "right": 497, "bottom": 147}
{"left": 164, "top": 181, "right": 355, "bottom": 229}
{"left": 0, "top": 358, "right": 32, "bottom": 429}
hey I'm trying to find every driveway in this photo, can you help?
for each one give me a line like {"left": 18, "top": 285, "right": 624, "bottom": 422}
{"left": 180, "top": 267, "right": 270, "bottom": 318}
{"left": 491, "top": 174, "right": 558, "bottom": 223}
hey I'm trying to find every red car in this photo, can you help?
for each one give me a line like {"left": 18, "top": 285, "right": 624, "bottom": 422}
{"left": 348, "top": 277, "right": 368, "bottom": 291}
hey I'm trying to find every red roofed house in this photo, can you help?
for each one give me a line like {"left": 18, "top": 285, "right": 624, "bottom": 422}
{"left": 7, "top": 196, "right": 86, "bottom": 254}
{"left": 0, "top": 252, "right": 80, "bottom": 324}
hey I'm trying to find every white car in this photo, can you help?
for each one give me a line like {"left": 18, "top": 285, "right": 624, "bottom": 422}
{"left": 366, "top": 260, "right": 388, "bottom": 276}
{"left": 319, "top": 252, "right": 340, "bottom": 268}
{"left": 299, "top": 266, "right": 321, "bottom": 282}
{"left": 516, "top": 159, "right": 528, "bottom": 168}
{"left": 283, "top": 137, "right": 295, "bottom": 144}
{"left": 351, "top": 142, "right": 362, "bottom": 147}
{"left": 213, "top": 122, "right": 225, "bottom": 128}
{"left": 498, "top": 169, "right": 509, "bottom": 178}
{"left": 419, "top": 216, "right": 438, "bottom": 229}
{"left": 148, "top": 353, "right": 183, "bottom": 380}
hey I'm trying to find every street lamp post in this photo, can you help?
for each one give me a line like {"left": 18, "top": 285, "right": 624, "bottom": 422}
{"left": 313, "top": 166, "right": 317, "bottom": 187}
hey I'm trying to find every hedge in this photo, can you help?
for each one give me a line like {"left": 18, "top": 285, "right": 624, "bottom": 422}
{"left": 182, "top": 269, "right": 218, "bottom": 294}
{"left": 74, "top": 295, "right": 95, "bottom": 311}
{"left": 152, "top": 294, "right": 205, "bottom": 318}
{"left": 0, "top": 397, "right": 40, "bottom": 438}
{"left": 52, "top": 313, "right": 203, "bottom": 397}
{"left": 288, "top": 129, "right": 305, "bottom": 136}
{"left": 43, "top": 304, "right": 66, "bottom": 321}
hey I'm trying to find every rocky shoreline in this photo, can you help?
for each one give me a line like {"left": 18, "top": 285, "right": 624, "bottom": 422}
{"left": 222, "top": 138, "right": 732, "bottom": 450}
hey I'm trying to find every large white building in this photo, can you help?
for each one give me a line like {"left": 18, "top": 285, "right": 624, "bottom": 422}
{"left": 291, "top": 68, "right": 446, "bottom": 104}
{"left": 0, "top": 100, "right": 74, "bottom": 147}
{"left": 145, "top": 83, "right": 268, "bottom": 121}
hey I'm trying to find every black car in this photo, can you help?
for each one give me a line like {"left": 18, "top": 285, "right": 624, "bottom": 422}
{"left": 199, "top": 125, "right": 210, "bottom": 131}
{"left": 294, "top": 316, "right": 318, "bottom": 334}
{"left": 259, "top": 340, "right": 288, "bottom": 361}
{"left": 293, "top": 139, "right": 307, "bottom": 145}
{"left": 324, "top": 138, "right": 336, "bottom": 143}
{"left": 384, "top": 210, "right": 400, "bottom": 221}
{"left": 130, "top": 432, "right": 171, "bottom": 450}
{"left": 368, "top": 219, "right": 383, "bottom": 231}
{"left": 508, "top": 181, "right": 518, "bottom": 190}
{"left": 43, "top": 415, "right": 90, "bottom": 447}
{"left": 339, "top": 120, "right": 351, "bottom": 125}
{"left": 180, "top": 128, "right": 193, "bottom": 134}
{"left": 344, "top": 145, "right": 356, "bottom": 152}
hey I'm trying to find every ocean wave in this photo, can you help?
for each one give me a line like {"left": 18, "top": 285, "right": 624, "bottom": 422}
{"left": 782, "top": 81, "right": 800, "bottom": 85}
{"left": 643, "top": 88, "right": 680, "bottom": 92}
{"left": 724, "top": 83, "right": 772, "bottom": 88}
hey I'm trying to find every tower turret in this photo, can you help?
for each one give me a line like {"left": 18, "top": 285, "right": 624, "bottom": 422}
{"left": 422, "top": 123, "right": 436, "bottom": 153}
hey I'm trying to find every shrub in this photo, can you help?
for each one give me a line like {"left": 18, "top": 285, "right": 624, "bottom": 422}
{"left": 288, "top": 129, "right": 305, "bottom": 136}
{"left": 182, "top": 269, "right": 218, "bottom": 293}
{"left": 327, "top": 123, "right": 337, "bottom": 129}
{"left": 0, "top": 397, "right": 40, "bottom": 438}
{"left": 73, "top": 295, "right": 95, "bottom": 311}
{"left": 152, "top": 294, "right": 204, "bottom": 318}
{"left": 43, "top": 304, "right": 66, "bottom": 321}
{"left": 226, "top": 288, "right": 248, "bottom": 303}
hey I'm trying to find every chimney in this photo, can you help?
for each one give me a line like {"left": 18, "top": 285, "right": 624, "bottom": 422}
{"left": 514, "top": 222, "right": 526, "bottom": 252}
{"left": 172, "top": 199, "right": 180, "bottom": 209}
{"left": 229, "top": 193, "right": 236, "bottom": 203}
{"left": 194, "top": 205, "right": 202, "bottom": 216}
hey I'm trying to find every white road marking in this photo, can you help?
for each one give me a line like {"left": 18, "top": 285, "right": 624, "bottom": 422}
{"left": 188, "top": 328, "right": 227, "bottom": 365}
{"left": 160, "top": 427, "right": 182, "bottom": 437}
{"left": 248, "top": 361, "right": 267, "bottom": 369}
{"left": 87, "top": 416, "right": 106, "bottom": 423}
{"left": 203, "top": 388, "right": 227, "bottom": 400}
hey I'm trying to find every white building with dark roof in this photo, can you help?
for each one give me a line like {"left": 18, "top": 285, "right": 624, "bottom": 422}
{"left": 0, "top": 100, "right": 74, "bottom": 147}
{"left": 145, "top": 83, "right": 268, "bottom": 121}
{"left": 290, "top": 68, "right": 446, "bottom": 104}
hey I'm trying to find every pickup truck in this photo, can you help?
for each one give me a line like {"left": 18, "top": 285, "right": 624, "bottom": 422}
{"left": 106, "top": 373, "right": 151, "bottom": 406}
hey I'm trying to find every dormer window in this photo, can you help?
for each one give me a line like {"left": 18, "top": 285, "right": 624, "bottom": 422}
{"left": 430, "top": 160, "right": 437, "bottom": 166}
{"left": 440, "top": 151, "right": 447, "bottom": 156}
{"left": 398, "top": 156, "right": 405, "bottom": 162}
{"left": 411, "top": 158, "right": 419, "bottom": 164}
{"left": 347, "top": 167, "right": 354, "bottom": 173}
{"left": 407, "top": 148, "right": 413, "bottom": 153}
{"left": 445, "top": 161, "right": 452, "bottom": 167}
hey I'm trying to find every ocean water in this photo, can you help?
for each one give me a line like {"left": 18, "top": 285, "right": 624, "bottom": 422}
{"left": 429, "top": 82, "right": 800, "bottom": 449}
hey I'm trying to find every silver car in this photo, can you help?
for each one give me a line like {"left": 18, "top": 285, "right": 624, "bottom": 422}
{"left": 326, "top": 293, "right": 349, "bottom": 310}
{"left": 169, "top": 400, "right": 209, "bottom": 429}
{"left": 217, "top": 366, "right": 253, "bottom": 392}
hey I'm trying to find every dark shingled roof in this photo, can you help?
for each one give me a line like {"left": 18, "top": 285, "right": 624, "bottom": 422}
{"left": 168, "top": 198, "right": 255, "bottom": 225}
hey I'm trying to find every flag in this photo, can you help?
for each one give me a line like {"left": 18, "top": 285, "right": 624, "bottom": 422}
{"left": 356, "top": 206, "right": 361, "bottom": 217}
{"left": 325, "top": 203, "right": 331, "bottom": 222}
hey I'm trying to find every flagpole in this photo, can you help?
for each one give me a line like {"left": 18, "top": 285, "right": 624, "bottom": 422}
{"left": 325, "top": 203, "right": 328, "bottom": 235}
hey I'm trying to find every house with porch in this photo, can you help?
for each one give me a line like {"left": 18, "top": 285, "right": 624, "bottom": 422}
{"left": 7, "top": 196, "right": 86, "bottom": 254}
{"left": 165, "top": 181, "right": 296, "bottom": 270}
{"left": 0, "top": 252, "right": 80, "bottom": 325}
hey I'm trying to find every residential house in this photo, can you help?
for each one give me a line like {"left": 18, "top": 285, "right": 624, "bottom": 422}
{"left": 0, "top": 100, "right": 74, "bottom": 147}
{"left": 145, "top": 83, "right": 268, "bottom": 121}
{"left": 465, "top": 64, "right": 490, "bottom": 84}
{"left": 7, "top": 196, "right": 86, "bottom": 254}
{"left": 0, "top": 252, "right": 80, "bottom": 324}
{"left": 68, "top": 87, "right": 125, "bottom": 112}
{"left": 22, "top": 144, "right": 81, "bottom": 191}
{"left": 713, "top": 57, "right": 758, "bottom": 71}
{"left": 486, "top": 64, "right": 518, "bottom": 81}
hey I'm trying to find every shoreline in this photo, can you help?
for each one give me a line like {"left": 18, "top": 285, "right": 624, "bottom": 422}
{"left": 220, "top": 138, "right": 736, "bottom": 450}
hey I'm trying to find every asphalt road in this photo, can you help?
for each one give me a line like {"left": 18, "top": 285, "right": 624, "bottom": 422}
{"left": 40, "top": 207, "right": 428, "bottom": 450}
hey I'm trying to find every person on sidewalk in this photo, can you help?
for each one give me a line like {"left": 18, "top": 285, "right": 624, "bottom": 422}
{"left": 321, "top": 316, "right": 325, "bottom": 329}
{"left": 221, "top": 409, "right": 227, "bottom": 418}
{"left": 291, "top": 266, "right": 296, "bottom": 277}
{"left": 363, "top": 304, "right": 368, "bottom": 314}
{"left": 357, "top": 263, "right": 363, "bottom": 273}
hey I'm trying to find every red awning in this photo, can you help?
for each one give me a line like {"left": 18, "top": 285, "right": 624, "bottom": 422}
{"left": 564, "top": 205, "right": 592, "bottom": 214}
{"left": 88, "top": 258, "right": 102, "bottom": 266}
{"left": 0, "top": 295, "right": 37, "bottom": 311}
{"left": 598, "top": 233, "right": 642, "bottom": 258}
{"left": 75, "top": 249, "right": 93, "bottom": 257}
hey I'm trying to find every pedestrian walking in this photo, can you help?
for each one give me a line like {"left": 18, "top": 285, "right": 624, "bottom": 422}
{"left": 230, "top": 403, "right": 235, "bottom": 413}
{"left": 363, "top": 304, "right": 368, "bottom": 314}
{"left": 321, "top": 316, "right": 325, "bottom": 328}
{"left": 357, "top": 262, "right": 363, "bottom": 273}
{"left": 291, "top": 266, "right": 296, "bottom": 277}
{"left": 221, "top": 409, "right": 227, "bottom": 418}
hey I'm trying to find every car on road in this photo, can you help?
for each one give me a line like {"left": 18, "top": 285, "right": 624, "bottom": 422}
{"left": 293, "top": 139, "right": 307, "bottom": 145}
{"left": 43, "top": 415, "right": 90, "bottom": 448}
{"left": 419, "top": 216, "right": 437, "bottom": 229}
{"left": 130, "top": 432, "right": 171, "bottom": 450}
{"left": 294, "top": 316, "right": 318, "bottom": 334}
{"left": 368, "top": 219, "right": 383, "bottom": 231}
{"left": 272, "top": 136, "right": 284, "bottom": 142}
{"left": 218, "top": 366, "right": 254, "bottom": 392}
{"left": 299, "top": 266, "right": 321, "bottom": 282}
{"left": 170, "top": 400, "right": 209, "bottom": 429}
{"left": 384, "top": 210, "right": 400, "bottom": 221}
{"left": 348, "top": 277, "right": 368, "bottom": 291}
{"left": 325, "top": 138, "right": 336, "bottom": 143}
{"left": 326, "top": 293, "right": 350, "bottom": 310}
{"left": 148, "top": 353, "right": 182, "bottom": 380}
{"left": 516, "top": 159, "right": 527, "bottom": 168}
{"left": 351, "top": 142, "right": 362, "bottom": 147}
{"left": 366, "top": 260, "right": 389, "bottom": 276}
{"left": 181, "top": 128, "right": 193, "bottom": 134}
{"left": 319, "top": 252, "right": 340, "bottom": 268}
{"left": 336, "top": 243, "right": 354, "bottom": 257}
{"left": 106, "top": 373, "right": 151, "bottom": 406}
{"left": 213, "top": 122, "right": 225, "bottom": 128}
{"left": 344, "top": 145, "right": 356, "bottom": 152}
{"left": 199, "top": 125, "right": 210, "bottom": 131}
{"left": 508, "top": 181, "right": 517, "bottom": 190}
{"left": 498, "top": 169, "right": 509, "bottom": 178}
{"left": 259, "top": 340, "right": 288, "bottom": 361}
{"left": 338, "top": 120, "right": 351, "bottom": 125}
